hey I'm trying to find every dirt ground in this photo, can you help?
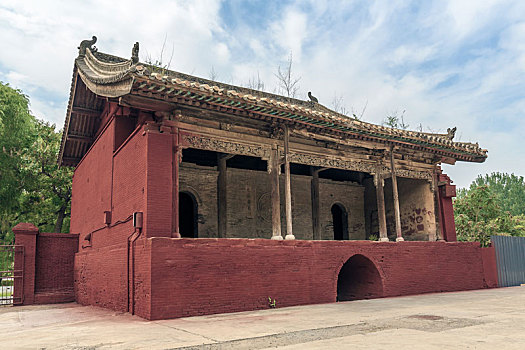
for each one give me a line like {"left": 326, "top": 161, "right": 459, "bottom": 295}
{"left": 1, "top": 287, "right": 524, "bottom": 349}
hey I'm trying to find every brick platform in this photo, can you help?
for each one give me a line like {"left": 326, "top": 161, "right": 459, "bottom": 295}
{"left": 74, "top": 238, "right": 498, "bottom": 320}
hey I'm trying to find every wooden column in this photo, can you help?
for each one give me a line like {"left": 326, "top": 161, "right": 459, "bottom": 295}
{"left": 390, "top": 148, "right": 404, "bottom": 242}
{"left": 311, "top": 167, "right": 328, "bottom": 240}
{"left": 374, "top": 172, "right": 389, "bottom": 241}
{"left": 283, "top": 125, "right": 295, "bottom": 240}
{"left": 217, "top": 153, "right": 233, "bottom": 238}
{"left": 172, "top": 130, "right": 181, "bottom": 238}
{"left": 311, "top": 168, "right": 320, "bottom": 240}
{"left": 270, "top": 147, "right": 283, "bottom": 240}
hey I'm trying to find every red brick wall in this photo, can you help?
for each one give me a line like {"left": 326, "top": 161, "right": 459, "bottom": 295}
{"left": 75, "top": 243, "right": 129, "bottom": 312}
{"left": 71, "top": 119, "right": 115, "bottom": 249}
{"left": 145, "top": 239, "right": 495, "bottom": 320}
{"left": 73, "top": 238, "right": 497, "bottom": 320}
{"left": 481, "top": 246, "right": 498, "bottom": 288}
{"left": 13, "top": 224, "right": 79, "bottom": 305}
{"left": 71, "top": 118, "right": 151, "bottom": 250}
{"left": 74, "top": 240, "right": 151, "bottom": 318}
{"left": 144, "top": 130, "right": 173, "bottom": 238}
{"left": 35, "top": 233, "right": 78, "bottom": 299}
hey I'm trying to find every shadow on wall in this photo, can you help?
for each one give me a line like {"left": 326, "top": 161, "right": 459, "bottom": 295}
{"left": 337, "top": 254, "right": 384, "bottom": 301}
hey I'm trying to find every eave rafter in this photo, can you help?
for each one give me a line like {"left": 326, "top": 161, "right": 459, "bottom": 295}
{"left": 71, "top": 106, "right": 101, "bottom": 117}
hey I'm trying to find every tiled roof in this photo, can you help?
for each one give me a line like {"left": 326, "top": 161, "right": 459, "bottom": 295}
{"left": 59, "top": 40, "right": 488, "bottom": 166}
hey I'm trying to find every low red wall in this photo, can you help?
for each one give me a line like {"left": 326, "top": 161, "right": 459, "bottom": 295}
{"left": 148, "top": 238, "right": 495, "bottom": 320}
{"left": 34, "top": 233, "right": 79, "bottom": 304}
{"left": 481, "top": 246, "right": 498, "bottom": 288}
{"left": 13, "top": 224, "right": 79, "bottom": 305}
{"left": 74, "top": 240, "right": 151, "bottom": 318}
{"left": 75, "top": 244, "right": 129, "bottom": 312}
{"left": 73, "top": 238, "right": 498, "bottom": 320}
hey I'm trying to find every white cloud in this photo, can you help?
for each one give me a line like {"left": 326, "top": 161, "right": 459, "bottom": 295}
{"left": 270, "top": 8, "right": 308, "bottom": 61}
{"left": 445, "top": 0, "right": 504, "bottom": 39}
{"left": 1, "top": 0, "right": 524, "bottom": 187}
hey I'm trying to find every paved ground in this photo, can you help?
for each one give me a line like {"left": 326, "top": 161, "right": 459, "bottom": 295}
{"left": 1, "top": 287, "right": 524, "bottom": 349}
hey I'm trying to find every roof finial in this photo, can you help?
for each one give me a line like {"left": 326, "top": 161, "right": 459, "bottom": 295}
{"left": 446, "top": 127, "right": 457, "bottom": 140}
{"left": 131, "top": 42, "right": 140, "bottom": 64}
{"left": 308, "top": 91, "right": 318, "bottom": 103}
{"left": 78, "top": 36, "right": 97, "bottom": 57}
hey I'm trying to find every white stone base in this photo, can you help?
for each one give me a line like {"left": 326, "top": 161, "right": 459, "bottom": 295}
{"left": 379, "top": 237, "right": 390, "bottom": 242}
{"left": 396, "top": 236, "right": 405, "bottom": 242}
{"left": 284, "top": 234, "right": 296, "bottom": 240}
{"left": 271, "top": 235, "right": 283, "bottom": 240}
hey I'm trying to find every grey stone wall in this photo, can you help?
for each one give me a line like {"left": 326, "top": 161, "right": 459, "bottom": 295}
{"left": 179, "top": 164, "right": 365, "bottom": 240}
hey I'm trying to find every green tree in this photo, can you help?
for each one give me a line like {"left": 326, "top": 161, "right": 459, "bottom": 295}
{"left": 382, "top": 110, "right": 409, "bottom": 129}
{"left": 469, "top": 172, "right": 525, "bottom": 216}
{"left": 0, "top": 82, "right": 36, "bottom": 243}
{"left": 454, "top": 174, "right": 525, "bottom": 246}
{"left": 22, "top": 120, "right": 73, "bottom": 233}
{"left": 0, "top": 82, "right": 72, "bottom": 244}
{"left": 0, "top": 82, "right": 36, "bottom": 211}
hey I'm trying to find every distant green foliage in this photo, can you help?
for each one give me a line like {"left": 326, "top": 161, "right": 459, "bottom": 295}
{"left": 454, "top": 173, "right": 525, "bottom": 247}
{"left": 382, "top": 110, "right": 409, "bottom": 129}
{"left": 0, "top": 82, "right": 72, "bottom": 244}
{"left": 0, "top": 82, "right": 35, "bottom": 212}
{"left": 469, "top": 172, "right": 525, "bottom": 216}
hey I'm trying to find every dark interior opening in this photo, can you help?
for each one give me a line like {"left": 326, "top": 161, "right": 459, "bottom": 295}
{"left": 337, "top": 254, "right": 383, "bottom": 301}
{"left": 182, "top": 148, "right": 268, "bottom": 171}
{"left": 179, "top": 191, "right": 198, "bottom": 238}
{"left": 181, "top": 149, "right": 374, "bottom": 184}
{"left": 332, "top": 203, "right": 349, "bottom": 240}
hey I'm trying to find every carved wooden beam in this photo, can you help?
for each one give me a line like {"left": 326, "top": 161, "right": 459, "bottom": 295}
{"left": 181, "top": 133, "right": 272, "bottom": 159}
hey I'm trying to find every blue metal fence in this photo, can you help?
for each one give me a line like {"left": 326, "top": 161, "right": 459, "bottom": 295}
{"left": 492, "top": 235, "right": 525, "bottom": 287}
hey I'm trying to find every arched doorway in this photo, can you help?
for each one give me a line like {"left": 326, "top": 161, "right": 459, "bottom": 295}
{"left": 179, "top": 191, "right": 198, "bottom": 238}
{"left": 337, "top": 254, "right": 383, "bottom": 301}
{"left": 331, "top": 203, "right": 348, "bottom": 240}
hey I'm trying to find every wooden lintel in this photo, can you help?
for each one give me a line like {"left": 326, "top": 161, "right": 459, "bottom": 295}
{"left": 120, "top": 94, "right": 175, "bottom": 112}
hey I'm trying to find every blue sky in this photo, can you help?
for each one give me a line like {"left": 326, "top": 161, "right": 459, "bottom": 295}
{"left": 1, "top": 0, "right": 524, "bottom": 188}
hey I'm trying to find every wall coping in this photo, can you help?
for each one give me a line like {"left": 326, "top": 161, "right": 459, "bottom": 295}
{"left": 39, "top": 232, "right": 80, "bottom": 238}
{"left": 147, "top": 237, "right": 481, "bottom": 247}
{"left": 12, "top": 222, "right": 39, "bottom": 234}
